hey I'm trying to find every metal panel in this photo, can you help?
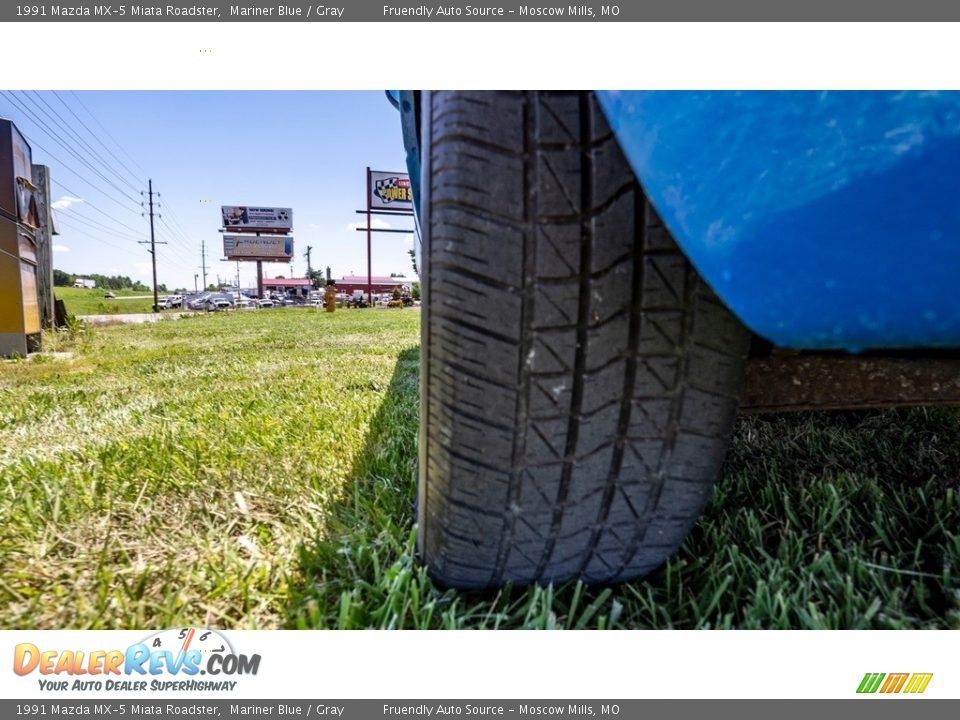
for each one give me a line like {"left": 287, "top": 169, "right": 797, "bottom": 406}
{"left": 32, "top": 165, "right": 55, "bottom": 328}
{"left": 0, "top": 120, "right": 40, "bottom": 356}
{"left": 20, "top": 261, "right": 40, "bottom": 335}
{"left": 596, "top": 91, "right": 960, "bottom": 352}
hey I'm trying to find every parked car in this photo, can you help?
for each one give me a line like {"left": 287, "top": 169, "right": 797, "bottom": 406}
{"left": 187, "top": 293, "right": 211, "bottom": 311}
{"left": 103, "top": 291, "right": 116, "bottom": 299}
{"left": 204, "top": 294, "right": 233, "bottom": 311}
{"left": 256, "top": 298, "right": 275, "bottom": 308}
{"left": 393, "top": 90, "right": 960, "bottom": 590}
{"left": 160, "top": 294, "right": 183, "bottom": 309}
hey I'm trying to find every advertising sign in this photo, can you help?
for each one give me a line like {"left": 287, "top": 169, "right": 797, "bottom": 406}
{"left": 221, "top": 206, "right": 292, "bottom": 232}
{"left": 223, "top": 234, "right": 294, "bottom": 261}
{"left": 369, "top": 170, "right": 413, "bottom": 211}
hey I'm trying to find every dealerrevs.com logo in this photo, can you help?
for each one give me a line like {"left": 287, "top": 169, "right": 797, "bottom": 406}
{"left": 13, "top": 628, "right": 260, "bottom": 692}
{"left": 857, "top": 673, "right": 933, "bottom": 695}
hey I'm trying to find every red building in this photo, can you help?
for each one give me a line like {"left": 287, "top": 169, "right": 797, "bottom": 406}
{"left": 335, "top": 274, "right": 415, "bottom": 296}
{"left": 263, "top": 277, "right": 313, "bottom": 298}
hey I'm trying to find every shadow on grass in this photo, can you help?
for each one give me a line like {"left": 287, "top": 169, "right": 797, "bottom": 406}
{"left": 285, "top": 345, "right": 960, "bottom": 629}
{"left": 285, "top": 346, "right": 423, "bottom": 628}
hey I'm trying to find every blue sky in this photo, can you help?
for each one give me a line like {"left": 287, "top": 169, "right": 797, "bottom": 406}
{"left": 0, "top": 91, "right": 415, "bottom": 290}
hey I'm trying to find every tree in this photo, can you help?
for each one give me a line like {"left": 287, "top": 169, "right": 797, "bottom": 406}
{"left": 53, "top": 269, "right": 74, "bottom": 287}
{"left": 53, "top": 270, "right": 145, "bottom": 290}
{"left": 408, "top": 249, "right": 419, "bottom": 278}
{"left": 411, "top": 282, "right": 421, "bottom": 301}
{"left": 392, "top": 286, "right": 402, "bottom": 301}
{"left": 308, "top": 269, "right": 325, "bottom": 289}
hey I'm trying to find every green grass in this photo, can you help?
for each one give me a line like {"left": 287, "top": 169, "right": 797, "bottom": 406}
{"left": 2, "top": 309, "right": 960, "bottom": 629}
{"left": 56, "top": 286, "right": 173, "bottom": 316}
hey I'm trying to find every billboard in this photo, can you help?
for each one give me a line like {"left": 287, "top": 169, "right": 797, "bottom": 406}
{"left": 223, "top": 234, "right": 294, "bottom": 262}
{"left": 369, "top": 170, "right": 413, "bottom": 211}
{"left": 221, "top": 206, "right": 292, "bottom": 232}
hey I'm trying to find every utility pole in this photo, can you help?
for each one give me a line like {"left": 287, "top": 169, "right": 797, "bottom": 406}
{"left": 200, "top": 238, "right": 208, "bottom": 290}
{"left": 194, "top": 273, "right": 199, "bottom": 293}
{"left": 139, "top": 179, "right": 166, "bottom": 312}
{"left": 304, "top": 245, "right": 313, "bottom": 279}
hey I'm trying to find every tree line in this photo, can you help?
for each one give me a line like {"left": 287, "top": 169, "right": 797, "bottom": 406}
{"left": 53, "top": 269, "right": 153, "bottom": 292}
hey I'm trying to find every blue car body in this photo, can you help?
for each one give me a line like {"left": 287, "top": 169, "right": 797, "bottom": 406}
{"left": 401, "top": 91, "right": 960, "bottom": 353}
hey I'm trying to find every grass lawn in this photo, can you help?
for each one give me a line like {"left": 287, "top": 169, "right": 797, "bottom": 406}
{"left": 56, "top": 286, "right": 175, "bottom": 316}
{"left": 2, "top": 309, "right": 960, "bottom": 629}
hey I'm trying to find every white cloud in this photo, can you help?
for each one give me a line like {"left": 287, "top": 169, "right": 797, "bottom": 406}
{"left": 52, "top": 195, "right": 84, "bottom": 210}
{"left": 52, "top": 244, "right": 70, "bottom": 253}
{"left": 133, "top": 262, "right": 152, "bottom": 277}
{"left": 346, "top": 218, "right": 392, "bottom": 231}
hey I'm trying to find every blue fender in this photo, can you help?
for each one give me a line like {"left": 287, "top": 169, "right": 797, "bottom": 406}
{"left": 596, "top": 91, "right": 960, "bottom": 351}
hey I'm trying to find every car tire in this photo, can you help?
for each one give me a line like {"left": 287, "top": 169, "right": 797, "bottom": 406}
{"left": 417, "top": 91, "right": 751, "bottom": 589}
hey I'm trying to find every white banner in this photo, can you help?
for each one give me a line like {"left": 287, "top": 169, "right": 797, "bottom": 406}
{"left": 0, "top": 630, "right": 954, "bottom": 700}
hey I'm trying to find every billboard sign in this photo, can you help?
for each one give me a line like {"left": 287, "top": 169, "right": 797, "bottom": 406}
{"left": 221, "top": 206, "right": 292, "bottom": 232}
{"left": 369, "top": 170, "right": 413, "bottom": 211}
{"left": 223, "top": 234, "right": 294, "bottom": 262}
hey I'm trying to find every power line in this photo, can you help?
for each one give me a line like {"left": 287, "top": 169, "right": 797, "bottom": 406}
{"left": 28, "top": 90, "right": 141, "bottom": 195}
{"left": 4, "top": 92, "right": 200, "bottom": 290}
{"left": 57, "top": 206, "right": 145, "bottom": 243}
{"left": 69, "top": 91, "right": 148, "bottom": 178}
{"left": 158, "top": 215, "right": 195, "bottom": 253}
{"left": 159, "top": 200, "right": 194, "bottom": 241}
{"left": 1, "top": 91, "right": 142, "bottom": 207}
{"left": 149, "top": 192, "right": 196, "bottom": 261}
{"left": 55, "top": 217, "right": 194, "bottom": 289}
{"left": 54, "top": 91, "right": 202, "bottom": 282}
{"left": 154, "top": 245, "right": 199, "bottom": 275}
{"left": 0, "top": 96, "right": 144, "bottom": 220}
{"left": 135, "top": 184, "right": 196, "bottom": 276}
{"left": 0, "top": 98, "right": 187, "bottom": 291}
{"left": 158, "top": 199, "right": 205, "bottom": 262}
{"left": 51, "top": 180, "right": 145, "bottom": 236}
{"left": 26, "top": 131, "right": 141, "bottom": 218}
{"left": 55, "top": 218, "right": 145, "bottom": 259}
{"left": 52, "top": 91, "right": 144, "bottom": 189}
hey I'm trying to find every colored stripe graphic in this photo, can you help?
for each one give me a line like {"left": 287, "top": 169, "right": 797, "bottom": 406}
{"left": 857, "top": 672, "right": 932, "bottom": 694}
{"left": 857, "top": 673, "right": 885, "bottom": 694}
{"left": 904, "top": 674, "right": 934, "bottom": 694}
{"left": 880, "top": 673, "right": 909, "bottom": 693}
